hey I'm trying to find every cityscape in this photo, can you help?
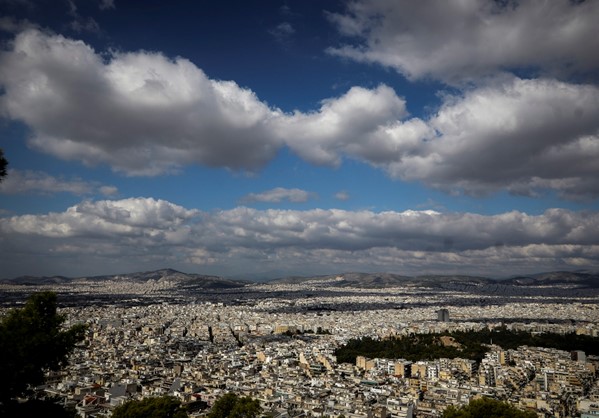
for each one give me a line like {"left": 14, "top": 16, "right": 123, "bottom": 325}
{"left": 1, "top": 269, "right": 598, "bottom": 417}
{"left": 1, "top": 1, "right": 599, "bottom": 417}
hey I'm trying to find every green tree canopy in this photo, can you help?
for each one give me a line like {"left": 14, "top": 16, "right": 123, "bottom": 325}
{"left": 0, "top": 148, "right": 7, "bottom": 181}
{"left": 0, "top": 292, "right": 87, "bottom": 403}
{"left": 1, "top": 398, "right": 77, "bottom": 418}
{"left": 443, "top": 397, "right": 537, "bottom": 418}
{"left": 208, "top": 393, "right": 261, "bottom": 418}
{"left": 112, "top": 396, "right": 188, "bottom": 418}
{"left": 229, "top": 396, "right": 262, "bottom": 418}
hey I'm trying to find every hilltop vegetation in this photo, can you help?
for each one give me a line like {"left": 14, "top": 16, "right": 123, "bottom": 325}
{"left": 443, "top": 397, "right": 537, "bottom": 418}
{"left": 112, "top": 396, "right": 188, "bottom": 418}
{"left": 0, "top": 292, "right": 86, "bottom": 416}
{"left": 335, "top": 328, "right": 599, "bottom": 364}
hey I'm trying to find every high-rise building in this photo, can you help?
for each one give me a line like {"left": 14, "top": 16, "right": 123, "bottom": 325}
{"left": 437, "top": 308, "right": 450, "bottom": 322}
{"left": 571, "top": 350, "right": 586, "bottom": 362}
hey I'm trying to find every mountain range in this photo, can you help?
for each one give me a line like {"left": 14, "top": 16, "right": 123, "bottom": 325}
{"left": 2, "top": 269, "right": 598, "bottom": 290}
{"left": 287, "top": 270, "right": 598, "bottom": 287}
{"left": 1, "top": 268, "right": 247, "bottom": 289}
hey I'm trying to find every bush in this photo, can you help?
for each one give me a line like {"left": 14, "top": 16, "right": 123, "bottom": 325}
{"left": 443, "top": 397, "right": 537, "bottom": 418}
{"left": 208, "top": 393, "right": 261, "bottom": 418}
{"left": 112, "top": 396, "right": 188, "bottom": 418}
{"left": 0, "top": 292, "right": 86, "bottom": 402}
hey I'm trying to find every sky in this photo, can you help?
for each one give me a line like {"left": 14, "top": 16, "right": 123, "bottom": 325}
{"left": 0, "top": 0, "right": 598, "bottom": 280}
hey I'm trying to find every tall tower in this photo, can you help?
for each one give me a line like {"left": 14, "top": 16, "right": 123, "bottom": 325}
{"left": 437, "top": 308, "right": 450, "bottom": 322}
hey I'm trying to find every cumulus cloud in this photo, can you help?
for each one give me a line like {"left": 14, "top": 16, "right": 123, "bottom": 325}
{"left": 1, "top": 197, "right": 197, "bottom": 238}
{"left": 205, "top": 207, "right": 599, "bottom": 253}
{"left": 334, "top": 191, "right": 350, "bottom": 201}
{"left": 99, "top": 0, "right": 115, "bottom": 11}
{"left": 280, "top": 77, "right": 599, "bottom": 199}
{"left": 187, "top": 248, "right": 217, "bottom": 266}
{"left": 67, "top": 0, "right": 101, "bottom": 34}
{"left": 276, "top": 85, "right": 414, "bottom": 166}
{"left": 240, "top": 187, "right": 315, "bottom": 204}
{"left": 1, "top": 29, "right": 598, "bottom": 198}
{"left": 0, "top": 30, "right": 414, "bottom": 175}
{"left": 269, "top": 22, "right": 295, "bottom": 45}
{"left": 326, "top": 0, "right": 599, "bottom": 83}
{"left": 382, "top": 78, "right": 599, "bottom": 198}
{"left": 0, "top": 29, "right": 282, "bottom": 175}
{"left": 1, "top": 198, "right": 598, "bottom": 277}
{"left": 0, "top": 169, "right": 118, "bottom": 196}
{"left": 0, "top": 16, "right": 36, "bottom": 33}
{"left": 98, "top": 185, "right": 118, "bottom": 196}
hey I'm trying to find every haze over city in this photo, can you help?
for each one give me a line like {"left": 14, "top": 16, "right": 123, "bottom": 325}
{"left": 1, "top": 0, "right": 598, "bottom": 279}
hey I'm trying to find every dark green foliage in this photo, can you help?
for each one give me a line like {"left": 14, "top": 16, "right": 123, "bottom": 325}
{"left": 229, "top": 396, "right": 262, "bottom": 418}
{"left": 112, "top": 396, "right": 188, "bottom": 418}
{"left": 0, "top": 148, "right": 7, "bottom": 181}
{"left": 0, "top": 292, "right": 87, "bottom": 403}
{"left": 449, "top": 327, "right": 599, "bottom": 355}
{"left": 1, "top": 398, "right": 77, "bottom": 418}
{"left": 208, "top": 393, "right": 238, "bottom": 418}
{"left": 442, "top": 397, "right": 537, "bottom": 418}
{"left": 208, "top": 393, "right": 261, "bottom": 418}
{"left": 334, "top": 335, "right": 486, "bottom": 364}
{"left": 316, "top": 326, "right": 331, "bottom": 335}
{"left": 335, "top": 327, "right": 599, "bottom": 364}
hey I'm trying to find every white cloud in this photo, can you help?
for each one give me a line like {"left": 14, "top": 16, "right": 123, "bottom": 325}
{"left": 327, "top": 0, "right": 599, "bottom": 83}
{"left": 334, "top": 191, "right": 350, "bottom": 201}
{"left": 269, "top": 22, "right": 295, "bottom": 45}
{"left": 186, "top": 248, "right": 217, "bottom": 265}
{"left": 0, "top": 169, "right": 118, "bottom": 196}
{"left": 72, "top": 197, "right": 198, "bottom": 228}
{"left": 1, "top": 197, "right": 197, "bottom": 238}
{"left": 1, "top": 198, "right": 598, "bottom": 277}
{"left": 98, "top": 185, "right": 118, "bottom": 196}
{"left": 99, "top": 0, "right": 115, "bottom": 11}
{"left": 0, "top": 29, "right": 282, "bottom": 175}
{"left": 382, "top": 78, "right": 599, "bottom": 198}
{"left": 66, "top": 0, "right": 101, "bottom": 34}
{"left": 241, "top": 187, "right": 315, "bottom": 204}
{"left": 1, "top": 30, "right": 598, "bottom": 198}
{"left": 204, "top": 207, "right": 599, "bottom": 253}
{"left": 0, "top": 16, "right": 36, "bottom": 33}
{"left": 276, "top": 85, "right": 413, "bottom": 166}
{"left": 282, "top": 77, "right": 599, "bottom": 199}
{"left": 68, "top": 16, "right": 100, "bottom": 33}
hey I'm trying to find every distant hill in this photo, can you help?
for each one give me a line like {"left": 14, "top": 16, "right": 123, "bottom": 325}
{"left": 3, "top": 275, "right": 73, "bottom": 286}
{"left": 269, "top": 272, "right": 492, "bottom": 288}
{"left": 1, "top": 268, "right": 248, "bottom": 289}
{"left": 3, "top": 269, "right": 598, "bottom": 293}
{"left": 503, "top": 271, "right": 599, "bottom": 288}
{"left": 268, "top": 270, "right": 599, "bottom": 295}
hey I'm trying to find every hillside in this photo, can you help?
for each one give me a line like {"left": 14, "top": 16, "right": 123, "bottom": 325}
{"left": 268, "top": 270, "right": 599, "bottom": 296}
{"left": 1, "top": 268, "right": 248, "bottom": 289}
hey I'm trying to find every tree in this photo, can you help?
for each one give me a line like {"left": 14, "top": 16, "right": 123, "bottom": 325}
{"left": 208, "top": 393, "right": 238, "bottom": 418}
{"left": 208, "top": 393, "right": 262, "bottom": 418}
{"left": 112, "top": 396, "right": 188, "bottom": 418}
{"left": 442, "top": 397, "right": 537, "bottom": 418}
{"left": 1, "top": 398, "right": 77, "bottom": 418}
{"left": 229, "top": 396, "right": 262, "bottom": 418}
{"left": 0, "top": 292, "right": 87, "bottom": 404}
{"left": 0, "top": 148, "right": 7, "bottom": 181}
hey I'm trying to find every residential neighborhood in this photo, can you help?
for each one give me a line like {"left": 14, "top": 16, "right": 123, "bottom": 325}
{"left": 2, "top": 275, "right": 597, "bottom": 417}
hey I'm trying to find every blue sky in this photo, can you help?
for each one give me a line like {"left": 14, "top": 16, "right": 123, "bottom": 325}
{"left": 1, "top": 0, "right": 598, "bottom": 279}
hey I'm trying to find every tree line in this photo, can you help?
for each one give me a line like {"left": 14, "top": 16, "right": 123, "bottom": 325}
{"left": 0, "top": 292, "right": 263, "bottom": 418}
{"left": 335, "top": 327, "right": 599, "bottom": 364}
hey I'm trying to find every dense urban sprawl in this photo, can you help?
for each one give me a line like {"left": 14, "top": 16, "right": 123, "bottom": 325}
{"left": 1, "top": 276, "right": 599, "bottom": 418}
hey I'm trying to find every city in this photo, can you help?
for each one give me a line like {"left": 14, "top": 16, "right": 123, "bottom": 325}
{"left": 1, "top": 270, "right": 598, "bottom": 417}
{"left": 1, "top": 1, "right": 599, "bottom": 417}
